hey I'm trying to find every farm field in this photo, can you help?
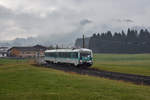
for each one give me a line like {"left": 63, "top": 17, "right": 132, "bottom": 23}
{"left": 92, "top": 54, "right": 150, "bottom": 76}
{"left": 0, "top": 58, "right": 150, "bottom": 100}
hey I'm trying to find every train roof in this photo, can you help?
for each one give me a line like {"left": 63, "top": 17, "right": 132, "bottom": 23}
{"left": 45, "top": 48, "right": 92, "bottom": 53}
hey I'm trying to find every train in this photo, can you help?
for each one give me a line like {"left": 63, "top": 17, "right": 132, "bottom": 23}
{"left": 44, "top": 48, "right": 93, "bottom": 67}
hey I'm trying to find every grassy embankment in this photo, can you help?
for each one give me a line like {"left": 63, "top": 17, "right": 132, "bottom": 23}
{"left": 0, "top": 58, "right": 150, "bottom": 100}
{"left": 92, "top": 54, "right": 150, "bottom": 76}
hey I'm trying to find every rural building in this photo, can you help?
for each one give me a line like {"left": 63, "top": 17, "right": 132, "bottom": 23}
{"left": 0, "top": 47, "right": 9, "bottom": 57}
{"left": 8, "top": 45, "right": 47, "bottom": 58}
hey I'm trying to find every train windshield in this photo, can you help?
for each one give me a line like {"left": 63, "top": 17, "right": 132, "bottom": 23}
{"left": 80, "top": 51, "right": 91, "bottom": 57}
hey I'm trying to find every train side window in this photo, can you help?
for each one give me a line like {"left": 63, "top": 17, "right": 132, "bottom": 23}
{"left": 45, "top": 53, "right": 48, "bottom": 57}
{"left": 50, "top": 52, "right": 55, "bottom": 57}
{"left": 65, "top": 52, "right": 68, "bottom": 58}
{"left": 49, "top": 53, "right": 51, "bottom": 57}
{"left": 60, "top": 52, "right": 63, "bottom": 58}
{"left": 54, "top": 52, "right": 57, "bottom": 58}
{"left": 68, "top": 52, "right": 71, "bottom": 58}
{"left": 62, "top": 52, "right": 65, "bottom": 58}
{"left": 64, "top": 52, "right": 70, "bottom": 58}
{"left": 72, "top": 52, "right": 78, "bottom": 58}
{"left": 58, "top": 52, "right": 60, "bottom": 58}
{"left": 64, "top": 52, "right": 67, "bottom": 58}
{"left": 75, "top": 52, "right": 78, "bottom": 58}
{"left": 52, "top": 53, "right": 54, "bottom": 57}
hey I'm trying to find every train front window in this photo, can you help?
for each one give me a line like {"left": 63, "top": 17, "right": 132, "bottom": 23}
{"left": 80, "top": 52, "right": 91, "bottom": 57}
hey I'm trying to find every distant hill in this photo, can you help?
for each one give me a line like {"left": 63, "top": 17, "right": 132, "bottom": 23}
{"left": 0, "top": 37, "right": 40, "bottom": 47}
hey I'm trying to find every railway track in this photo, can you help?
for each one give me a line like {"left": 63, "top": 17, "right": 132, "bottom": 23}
{"left": 36, "top": 63, "right": 150, "bottom": 86}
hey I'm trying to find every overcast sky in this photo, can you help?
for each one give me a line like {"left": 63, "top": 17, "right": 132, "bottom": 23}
{"left": 0, "top": 0, "right": 150, "bottom": 42}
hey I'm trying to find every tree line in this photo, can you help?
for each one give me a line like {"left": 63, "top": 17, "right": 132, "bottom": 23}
{"left": 40, "top": 28, "right": 150, "bottom": 54}
{"left": 88, "top": 28, "right": 150, "bottom": 53}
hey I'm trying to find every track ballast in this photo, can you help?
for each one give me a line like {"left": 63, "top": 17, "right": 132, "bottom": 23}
{"left": 36, "top": 63, "right": 150, "bottom": 85}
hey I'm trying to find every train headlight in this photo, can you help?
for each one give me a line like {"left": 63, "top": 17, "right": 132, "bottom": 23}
{"left": 88, "top": 60, "right": 91, "bottom": 62}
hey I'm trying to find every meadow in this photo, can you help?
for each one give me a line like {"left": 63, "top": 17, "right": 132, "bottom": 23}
{"left": 92, "top": 54, "right": 150, "bottom": 76}
{"left": 0, "top": 58, "right": 150, "bottom": 100}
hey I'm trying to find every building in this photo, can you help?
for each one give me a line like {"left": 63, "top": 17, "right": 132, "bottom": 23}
{"left": 0, "top": 47, "right": 9, "bottom": 57}
{"left": 8, "top": 45, "right": 47, "bottom": 58}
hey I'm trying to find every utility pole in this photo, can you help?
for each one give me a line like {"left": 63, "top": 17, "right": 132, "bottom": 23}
{"left": 83, "top": 34, "right": 85, "bottom": 48}
{"left": 56, "top": 44, "right": 58, "bottom": 49}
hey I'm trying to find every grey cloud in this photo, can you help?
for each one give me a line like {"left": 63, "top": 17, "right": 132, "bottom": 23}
{"left": 80, "top": 19, "right": 92, "bottom": 26}
{"left": 124, "top": 19, "right": 134, "bottom": 23}
{"left": 0, "top": 0, "right": 150, "bottom": 46}
{"left": 113, "top": 19, "right": 134, "bottom": 23}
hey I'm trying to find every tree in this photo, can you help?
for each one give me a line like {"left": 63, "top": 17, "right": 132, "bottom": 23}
{"left": 106, "top": 31, "right": 112, "bottom": 40}
{"left": 84, "top": 28, "right": 150, "bottom": 53}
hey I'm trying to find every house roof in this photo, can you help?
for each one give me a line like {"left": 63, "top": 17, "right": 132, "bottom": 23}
{"left": 9, "top": 45, "right": 47, "bottom": 51}
{"left": 0, "top": 47, "right": 9, "bottom": 49}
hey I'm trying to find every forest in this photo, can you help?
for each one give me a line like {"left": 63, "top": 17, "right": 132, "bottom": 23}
{"left": 75, "top": 28, "right": 150, "bottom": 53}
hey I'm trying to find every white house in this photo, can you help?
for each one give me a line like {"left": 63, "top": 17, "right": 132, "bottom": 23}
{"left": 0, "top": 47, "right": 9, "bottom": 57}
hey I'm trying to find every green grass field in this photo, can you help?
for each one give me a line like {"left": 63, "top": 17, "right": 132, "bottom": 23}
{"left": 92, "top": 54, "right": 150, "bottom": 76}
{"left": 0, "top": 58, "right": 150, "bottom": 100}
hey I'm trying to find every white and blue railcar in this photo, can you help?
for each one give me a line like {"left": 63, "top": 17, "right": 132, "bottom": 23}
{"left": 44, "top": 48, "right": 93, "bottom": 67}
